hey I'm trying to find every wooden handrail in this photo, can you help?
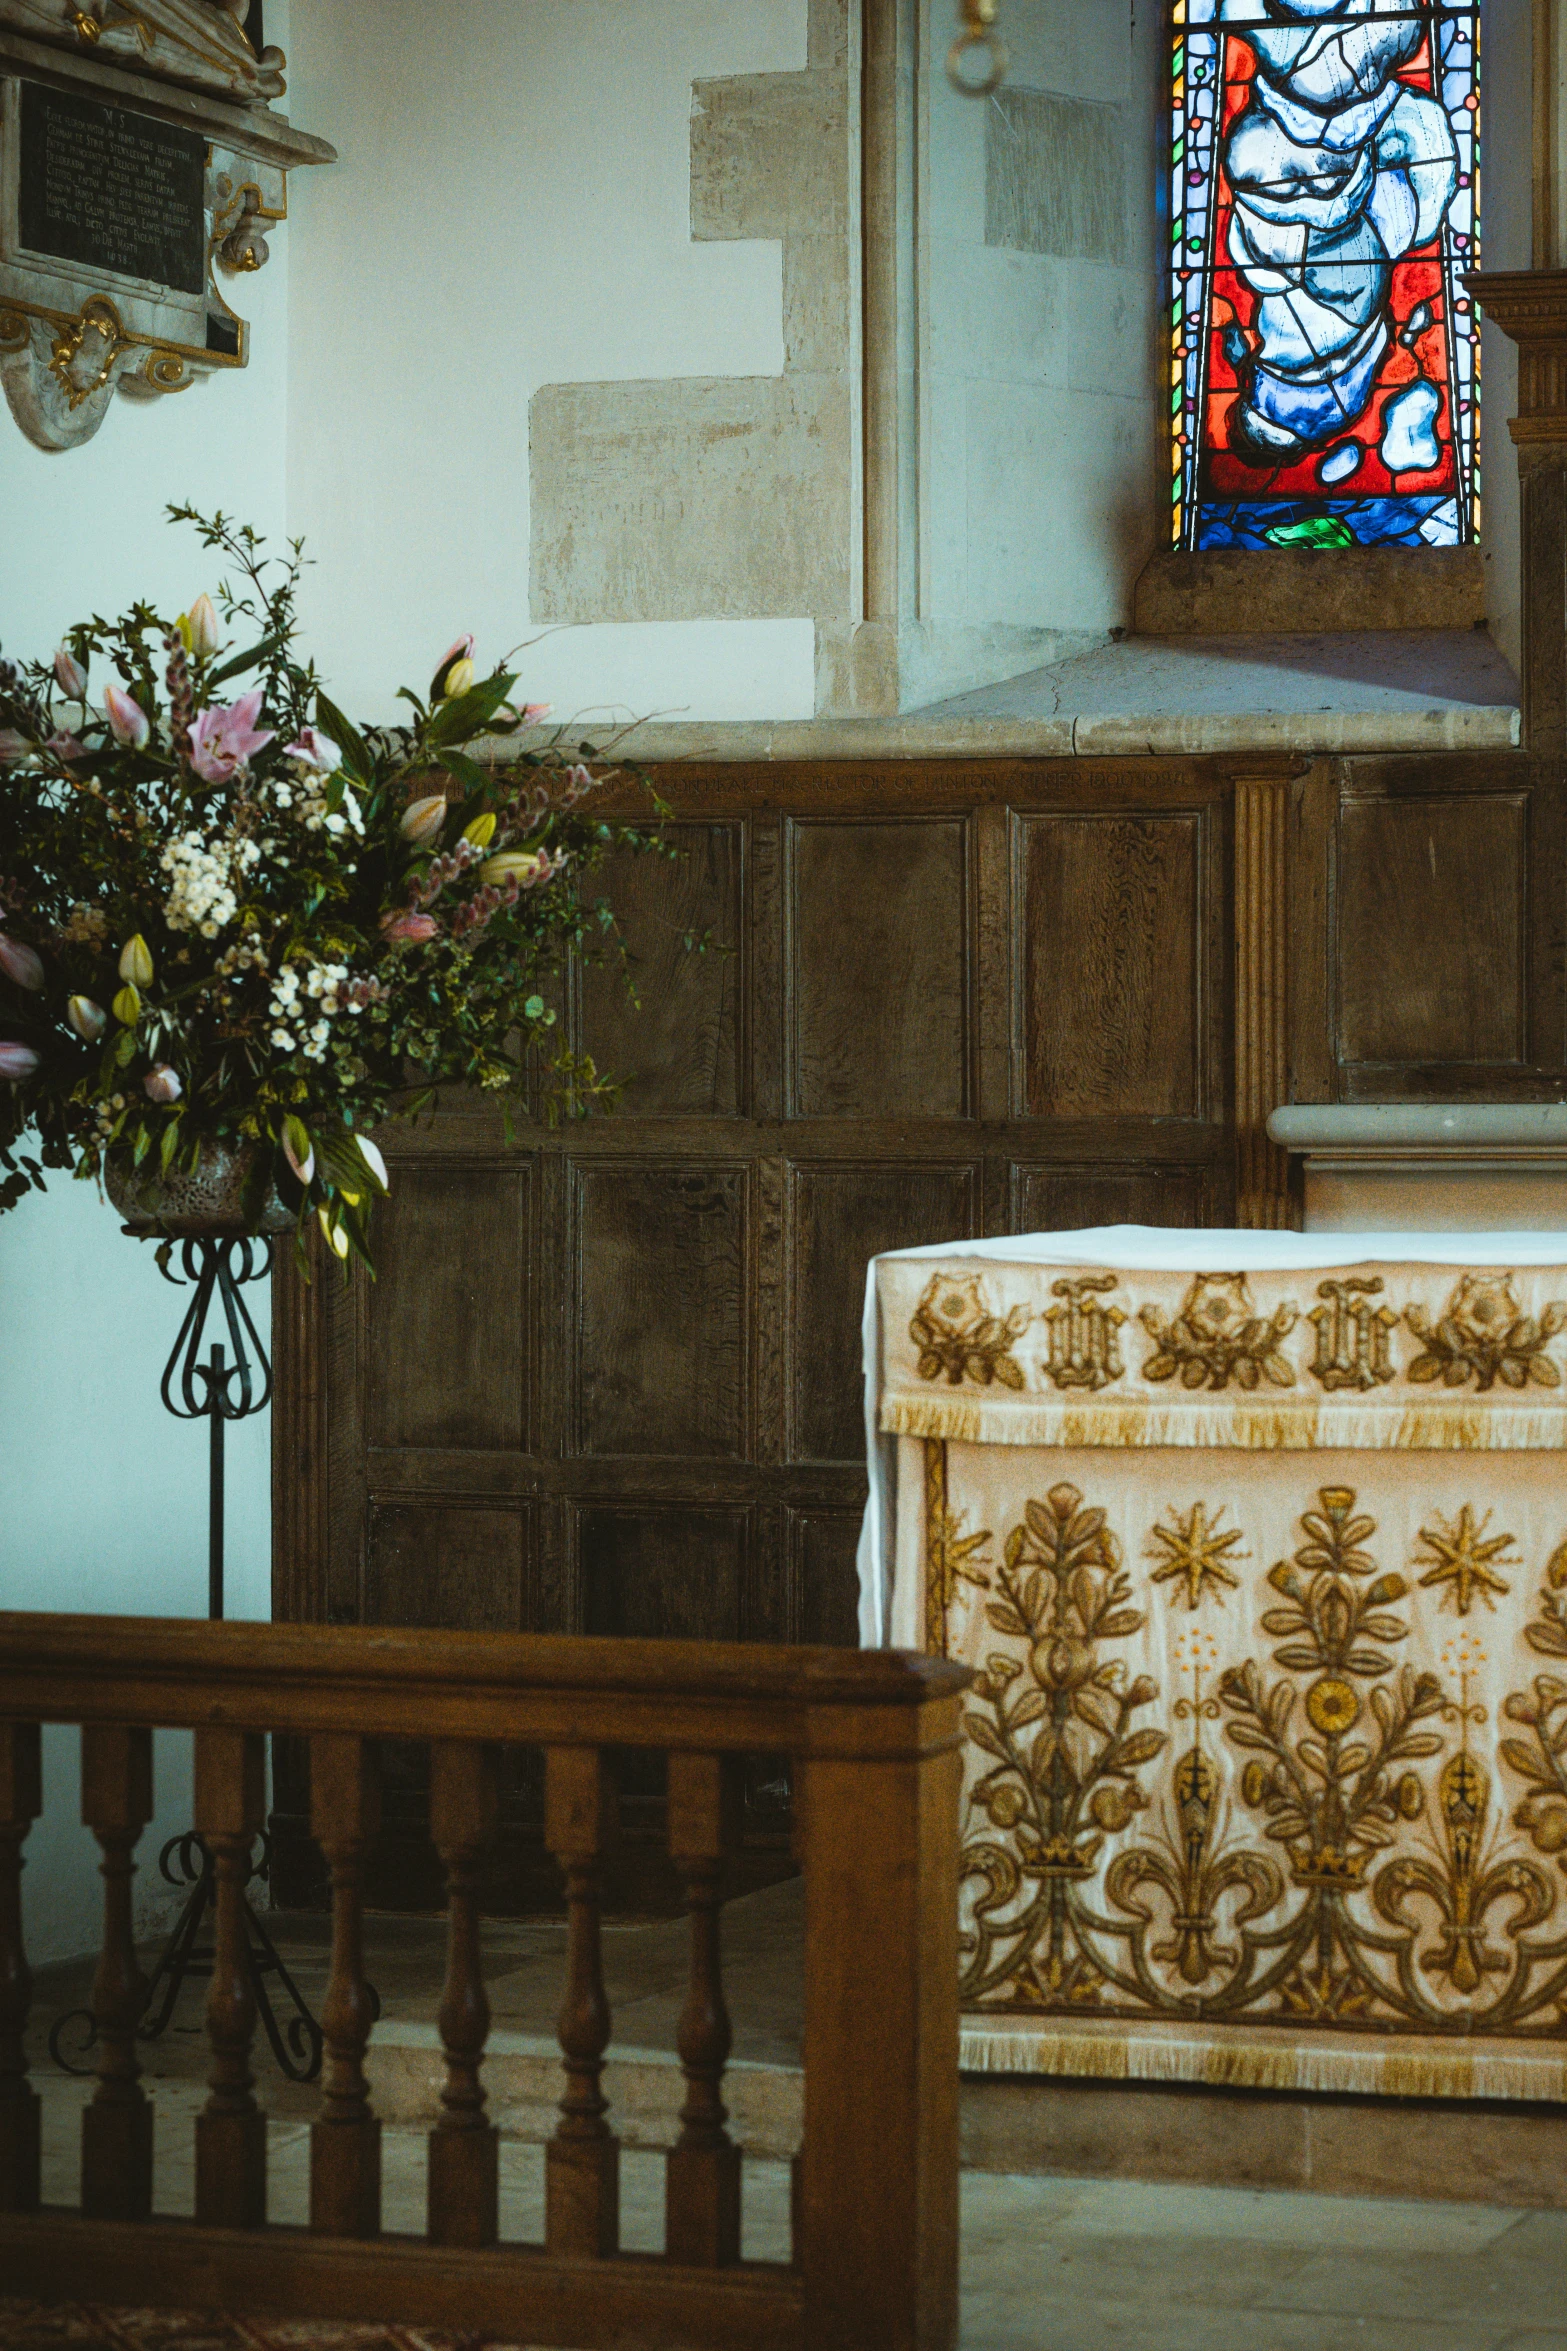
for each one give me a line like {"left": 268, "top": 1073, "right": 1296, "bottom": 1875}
{"left": 0, "top": 1616, "right": 971, "bottom": 2351}
{"left": 0, "top": 1613, "right": 965, "bottom": 1754}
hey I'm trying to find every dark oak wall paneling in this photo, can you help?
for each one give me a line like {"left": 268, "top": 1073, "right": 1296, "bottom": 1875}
{"left": 1291, "top": 753, "right": 1563, "bottom": 1103}
{"left": 271, "top": 758, "right": 1246, "bottom": 1912}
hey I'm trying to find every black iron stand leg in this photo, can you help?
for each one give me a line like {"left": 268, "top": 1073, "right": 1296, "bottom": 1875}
{"left": 51, "top": 1236, "right": 338, "bottom": 2081}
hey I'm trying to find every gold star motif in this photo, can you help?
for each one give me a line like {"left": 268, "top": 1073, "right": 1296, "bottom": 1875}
{"left": 1414, "top": 1505, "right": 1517, "bottom": 1615}
{"left": 1147, "top": 1502, "right": 1247, "bottom": 1609}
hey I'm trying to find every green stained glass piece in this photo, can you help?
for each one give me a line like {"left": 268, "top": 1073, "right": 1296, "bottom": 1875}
{"left": 1264, "top": 517, "right": 1357, "bottom": 549}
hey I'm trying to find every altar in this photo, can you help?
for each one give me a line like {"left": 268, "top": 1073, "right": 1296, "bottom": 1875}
{"left": 860, "top": 1230, "right": 1567, "bottom": 2091}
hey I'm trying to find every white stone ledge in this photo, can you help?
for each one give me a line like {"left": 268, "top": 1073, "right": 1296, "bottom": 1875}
{"left": 1270, "top": 1105, "right": 1567, "bottom": 1160}
{"left": 533, "top": 706, "right": 1520, "bottom": 766}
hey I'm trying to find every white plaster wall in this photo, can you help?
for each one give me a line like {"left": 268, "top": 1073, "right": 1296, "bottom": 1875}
{"left": 284, "top": 0, "right": 818, "bottom": 727}
{"left": 1482, "top": 0, "right": 1529, "bottom": 679}
{"left": 0, "top": 39, "right": 287, "bottom": 1959}
{"left": 913, "top": 0, "right": 1162, "bottom": 703}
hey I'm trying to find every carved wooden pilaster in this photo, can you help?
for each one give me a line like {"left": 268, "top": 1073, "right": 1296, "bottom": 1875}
{"left": 1232, "top": 772, "right": 1296, "bottom": 1231}
{"left": 1467, "top": 270, "right": 1567, "bottom": 753}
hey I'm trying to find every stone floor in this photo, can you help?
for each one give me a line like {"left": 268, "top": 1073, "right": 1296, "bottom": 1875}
{"left": 23, "top": 1886, "right": 1567, "bottom": 2347}
{"left": 21, "top": 2074, "right": 1567, "bottom": 2351}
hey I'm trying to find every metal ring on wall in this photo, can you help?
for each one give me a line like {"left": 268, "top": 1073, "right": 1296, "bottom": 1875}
{"left": 947, "top": 23, "right": 1007, "bottom": 95}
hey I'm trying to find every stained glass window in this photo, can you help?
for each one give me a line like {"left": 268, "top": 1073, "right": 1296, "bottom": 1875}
{"left": 1170, "top": 2, "right": 1480, "bottom": 552}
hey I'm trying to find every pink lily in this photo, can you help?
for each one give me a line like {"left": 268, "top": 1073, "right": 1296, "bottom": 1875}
{"left": 54, "top": 646, "right": 87, "bottom": 699}
{"left": 0, "top": 937, "right": 44, "bottom": 991}
{"left": 102, "top": 684, "right": 150, "bottom": 749}
{"left": 380, "top": 910, "right": 439, "bottom": 945}
{"left": 45, "top": 731, "right": 85, "bottom": 763}
{"left": 144, "top": 1065, "right": 182, "bottom": 1104}
{"left": 283, "top": 725, "right": 342, "bottom": 775}
{"left": 189, "top": 689, "right": 275, "bottom": 785}
{"left": 0, "top": 1042, "right": 39, "bottom": 1081}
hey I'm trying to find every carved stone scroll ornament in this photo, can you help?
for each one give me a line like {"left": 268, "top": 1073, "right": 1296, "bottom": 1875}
{"left": 1, "top": 1, "right": 285, "bottom": 107}
{"left": 0, "top": 6, "right": 332, "bottom": 448}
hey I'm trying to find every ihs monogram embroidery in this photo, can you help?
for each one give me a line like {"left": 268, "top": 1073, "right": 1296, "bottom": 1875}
{"left": 1042, "top": 1275, "right": 1126, "bottom": 1392}
{"left": 1308, "top": 1277, "right": 1397, "bottom": 1392}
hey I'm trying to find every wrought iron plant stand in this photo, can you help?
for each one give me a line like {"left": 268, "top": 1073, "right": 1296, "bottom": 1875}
{"left": 50, "top": 1233, "right": 328, "bottom": 2082}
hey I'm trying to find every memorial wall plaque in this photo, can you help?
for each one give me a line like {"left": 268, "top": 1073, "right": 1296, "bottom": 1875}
{"left": 0, "top": 1, "right": 333, "bottom": 449}
{"left": 18, "top": 81, "right": 205, "bottom": 296}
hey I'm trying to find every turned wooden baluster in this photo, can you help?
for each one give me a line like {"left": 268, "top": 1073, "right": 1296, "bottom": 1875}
{"left": 545, "top": 1745, "right": 619, "bottom": 2257}
{"left": 665, "top": 1752, "right": 743, "bottom": 2267}
{"left": 80, "top": 1724, "right": 154, "bottom": 2221}
{"left": 309, "top": 1733, "right": 382, "bottom": 2238}
{"left": 0, "top": 1722, "right": 42, "bottom": 2214}
{"left": 194, "top": 1728, "right": 267, "bottom": 2228}
{"left": 427, "top": 1740, "right": 500, "bottom": 2248}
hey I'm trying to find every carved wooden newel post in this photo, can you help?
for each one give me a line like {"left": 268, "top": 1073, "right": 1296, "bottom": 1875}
{"left": 0, "top": 1722, "right": 41, "bottom": 2214}
{"left": 665, "top": 1752, "right": 743, "bottom": 2267}
{"left": 428, "top": 1741, "right": 500, "bottom": 2249}
{"left": 195, "top": 1728, "right": 268, "bottom": 2228}
{"left": 80, "top": 1725, "right": 154, "bottom": 2221}
{"left": 545, "top": 1746, "right": 619, "bottom": 2258}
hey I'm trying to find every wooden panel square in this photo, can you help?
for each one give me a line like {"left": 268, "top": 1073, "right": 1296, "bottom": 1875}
{"left": 1021, "top": 812, "right": 1200, "bottom": 1116}
{"left": 579, "top": 825, "right": 741, "bottom": 1115}
{"left": 1336, "top": 791, "right": 1527, "bottom": 1067}
{"left": 789, "top": 820, "right": 969, "bottom": 1116}
{"left": 1010, "top": 1163, "right": 1206, "bottom": 1233}
{"left": 791, "top": 1510, "right": 863, "bottom": 1648}
{"left": 578, "top": 1506, "right": 748, "bottom": 1640}
{"left": 574, "top": 1163, "right": 748, "bottom": 1457}
{"left": 788, "top": 1162, "right": 979, "bottom": 1461}
{"left": 366, "top": 1161, "right": 529, "bottom": 1452}
{"left": 365, "top": 1503, "right": 527, "bottom": 1631}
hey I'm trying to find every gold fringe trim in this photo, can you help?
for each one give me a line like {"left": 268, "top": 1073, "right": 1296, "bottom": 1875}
{"left": 957, "top": 2016, "right": 1567, "bottom": 2103}
{"left": 882, "top": 1395, "right": 1567, "bottom": 1451}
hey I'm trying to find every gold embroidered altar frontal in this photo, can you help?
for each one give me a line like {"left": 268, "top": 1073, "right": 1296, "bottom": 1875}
{"left": 877, "top": 1255, "right": 1567, "bottom": 2045}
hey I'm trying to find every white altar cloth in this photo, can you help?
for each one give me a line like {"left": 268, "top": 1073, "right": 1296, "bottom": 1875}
{"left": 858, "top": 1229, "right": 1567, "bottom": 2063}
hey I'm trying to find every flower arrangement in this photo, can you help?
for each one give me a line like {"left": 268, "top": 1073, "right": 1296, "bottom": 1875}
{"left": 0, "top": 508, "right": 666, "bottom": 1269}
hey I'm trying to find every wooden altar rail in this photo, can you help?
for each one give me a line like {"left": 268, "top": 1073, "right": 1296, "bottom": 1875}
{"left": 0, "top": 1614, "right": 970, "bottom": 2351}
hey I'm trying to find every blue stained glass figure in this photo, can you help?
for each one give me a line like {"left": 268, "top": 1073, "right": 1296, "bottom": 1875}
{"left": 1170, "top": 2, "right": 1481, "bottom": 554}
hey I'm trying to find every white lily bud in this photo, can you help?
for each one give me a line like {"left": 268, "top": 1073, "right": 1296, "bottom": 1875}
{"left": 144, "top": 1064, "right": 182, "bottom": 1104}
{"left": 318, "top": 1206, "right": 351, "bottom": 1259}
{"left": 54, "top": 646, "right": 87, "bottom": 700}
{"left": 118, "top": 935, "right": 153, "bottom": 986}
{"left": 400, "top": 794, "right": 447, "bottom": 845}
{"left": 355, "top": 1134, "right": 388, "bottom": 1192}
{"left": 103, "top": 684, "right": 150, "bottom": 749}
{"left": 481, "top": 851, "right": 545, "bottom": 887}
{"left": 67, "top": 995, "right": 106, "bottom": 1040}
{"left": 187, "top": 594, "right": 220, "bottom": 659}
